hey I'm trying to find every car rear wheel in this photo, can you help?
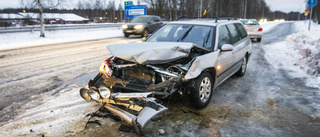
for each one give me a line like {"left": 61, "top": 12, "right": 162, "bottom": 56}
{"left": 235, "top": 57, "right": 247, "bottom": 77}
{"left": 257, "top": 37, "right": 262, "bottom": 42}
{"left": 188, "top": 72, "right": 213, "bottom": 109}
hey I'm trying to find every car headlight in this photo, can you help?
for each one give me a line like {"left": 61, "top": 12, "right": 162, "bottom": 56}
{"left": 134, "top": 25, "right": 143, "bottom": 29}
{"left": 122, "top": 25, "right": 128, "bottom": 29}
{"left": 88, "top": 90, "right": 100, "bottom": 100}
{"left": 99, "top": 87, "right": 111, "bottom": 99}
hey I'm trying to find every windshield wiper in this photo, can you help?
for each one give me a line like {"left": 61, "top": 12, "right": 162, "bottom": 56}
{"left": 202, "top": 28, "right": 212, "bottom": 47}
{"left": 177, "top": 26, "right": 193, "bottom": 42}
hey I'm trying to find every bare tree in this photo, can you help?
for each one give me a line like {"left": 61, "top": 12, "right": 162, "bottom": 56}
{"left": 21, "top": 0, "right": 64, "bottom": 37}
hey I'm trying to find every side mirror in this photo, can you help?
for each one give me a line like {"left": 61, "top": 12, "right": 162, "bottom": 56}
{"left": 221, "top": 44, "right": 233, "bottom": 51}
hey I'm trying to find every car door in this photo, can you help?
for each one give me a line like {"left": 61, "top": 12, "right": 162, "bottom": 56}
{"left": 226, "top": 23, "right": 247, "bottom": 71}
{"left": 215, "top": 25, "right": 235, "bottom": 86}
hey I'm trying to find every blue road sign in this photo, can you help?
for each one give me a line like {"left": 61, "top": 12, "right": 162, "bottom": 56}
{"left": 308, "top": 0, "right": 317, "bottom": 7}
{"left": 125, "top": 5, "right": 147, "bottom": 18}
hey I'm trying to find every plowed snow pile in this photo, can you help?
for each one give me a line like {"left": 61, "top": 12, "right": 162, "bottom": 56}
{"left": 264, "top": 21, "right": 320, "bottom": 88}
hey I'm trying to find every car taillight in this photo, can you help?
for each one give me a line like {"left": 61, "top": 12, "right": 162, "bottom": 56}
{"left": 258, "top": 28, "right": 263, "bottom": 31}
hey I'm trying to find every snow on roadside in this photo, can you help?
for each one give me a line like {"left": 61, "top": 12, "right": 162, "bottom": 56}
{"left": 260, "top": 22, "right": 281, "bottom": 33}
{"left": 263, "top": 21, "right": 320, "bottom": 89}
{"left": 0, "top": 27, "right": 123, "bottom": 51}
{"left": 0, "top": 87, "right": 102, "bottom": 137}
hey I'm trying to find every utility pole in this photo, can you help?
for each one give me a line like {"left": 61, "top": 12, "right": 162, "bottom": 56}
{"left": 244, "top": 0, "right": 247, "bottom": 19}
{"left": 200, "top": 0, "right": 202, "bottom": 17}
{"left": 262, "top": 6, "right": 264, "bottom": 19}
{"left": 120, "top": 0, "right": 122, "bottom": 22}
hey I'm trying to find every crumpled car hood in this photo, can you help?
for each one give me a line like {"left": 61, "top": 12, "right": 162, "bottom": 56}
{"left": 107, "top": 42, "right": 194, "bottom": 64}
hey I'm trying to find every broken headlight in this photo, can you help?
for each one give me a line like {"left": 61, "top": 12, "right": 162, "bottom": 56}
{"left": 99, "top": 87, "right": 111, "bottom": 99}
{"left": 88, "top": 90, "right": 100, "bottom": 100}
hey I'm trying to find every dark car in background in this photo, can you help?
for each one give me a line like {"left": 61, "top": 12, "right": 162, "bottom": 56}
{"left": 122, "top": 15, "right": 163, "bottom": 37}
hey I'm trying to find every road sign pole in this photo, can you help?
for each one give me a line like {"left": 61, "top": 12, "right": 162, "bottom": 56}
{"left": 308, "top": 7, "right": 313, "bottom": 31}
{"left": 307, "top": 0, "right": 317, "bottom": 31}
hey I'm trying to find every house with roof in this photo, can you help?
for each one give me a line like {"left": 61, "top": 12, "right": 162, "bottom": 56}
{"left": 18, "top": 12, "right": 90, "bottom": 24}
{"left": 0, "top": 13, "right": 25, "bottom": 27}
{"left": 0, "top": 12, "right": 90, "bottom": 26}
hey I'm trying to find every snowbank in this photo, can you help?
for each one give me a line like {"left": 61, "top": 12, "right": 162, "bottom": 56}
{"left": 264, "top": 21, "right": 320, "bottom": 88}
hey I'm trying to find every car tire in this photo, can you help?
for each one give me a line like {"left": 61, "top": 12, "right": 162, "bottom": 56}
{"left": 141, "top": 29, "right": 149, "bottom": 38}
{"left": 124, "top": 33, "right": 130, "bottom": 38}
{"left": 257, "top": 37, "right": 262, "bottom": 42}
{"left": 188, "top": 72, "right": 213, "bottom": 109}
{"left": 235, "top": 57, "right": 247, "bottom": 77}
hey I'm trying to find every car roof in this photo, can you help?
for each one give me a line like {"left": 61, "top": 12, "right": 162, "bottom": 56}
{"left": 167, "top": 19, "right": 242, "bottom": 26}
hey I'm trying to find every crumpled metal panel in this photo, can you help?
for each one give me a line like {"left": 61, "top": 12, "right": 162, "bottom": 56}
{"left": 184, "top": 51, "right": 220, "bottom": 79}
{"left": 107, "top": 42, "right": 193, "bottom": 64}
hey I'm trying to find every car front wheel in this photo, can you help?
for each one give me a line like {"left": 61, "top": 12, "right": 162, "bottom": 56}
{"left": 188, "top": 72, "right": 213, "bottom": 109}
{"left": 124, "top": 33, "right": 130, "bottom": 38}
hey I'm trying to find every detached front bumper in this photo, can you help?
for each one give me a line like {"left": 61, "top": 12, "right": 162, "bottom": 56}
{"left": 80, "top": 87, "right": 167, "bottom": 135}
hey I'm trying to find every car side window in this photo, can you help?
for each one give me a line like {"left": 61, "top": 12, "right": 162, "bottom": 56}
{"left": 226, "top": 24, "right": 242, "bottom": 44}
{"left": 154, "top": 17, "right": 161, "bottom": 22}
{"left": 218, "top": 25, "right": 231, "bottom": 49}
{"left": 235, "top": 23, "right": 248, "bottom": 38}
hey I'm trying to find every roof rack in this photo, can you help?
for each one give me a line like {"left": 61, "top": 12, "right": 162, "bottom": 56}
{"left": 179, "top": 16, "right": 237, "bottom": 23}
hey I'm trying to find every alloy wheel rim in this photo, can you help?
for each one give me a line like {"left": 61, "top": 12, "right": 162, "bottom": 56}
{"left": 242, "top": 58, "right": 247, "bottom": 73}
{"left": 199, "top": 77, "right": 211, "bottom": 103}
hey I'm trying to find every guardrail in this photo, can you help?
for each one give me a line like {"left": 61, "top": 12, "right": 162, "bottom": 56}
{"left": 0, "top": 23, "right": 122, "bottom": 33}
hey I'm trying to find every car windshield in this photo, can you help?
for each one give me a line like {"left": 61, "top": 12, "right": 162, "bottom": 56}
{"left": 241, "top": 20, "right": 259, "bottom": 25}
{"left": 131, "top": 17, "right": 150, "bottom": 23}
{"left": 147, "top": 24, "right": 214, "bottom": 48}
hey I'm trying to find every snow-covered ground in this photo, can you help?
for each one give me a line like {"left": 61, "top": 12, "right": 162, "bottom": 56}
{"left": 0, "top": 26, "right": 123, "bottom": 51}
{"left": 262, "top": 21, "right": 320, "bottom": 89}
{"left": 260, "top": 21, "right": 280, "bottom": 33}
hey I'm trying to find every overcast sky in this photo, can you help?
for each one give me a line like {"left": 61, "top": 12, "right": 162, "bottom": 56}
{"left": 0, "top": 0, "right": 308, "bottom": 13}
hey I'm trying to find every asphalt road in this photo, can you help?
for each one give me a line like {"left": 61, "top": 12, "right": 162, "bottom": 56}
{"left": 0, "top": 23, "right": 319, "bottom": 137}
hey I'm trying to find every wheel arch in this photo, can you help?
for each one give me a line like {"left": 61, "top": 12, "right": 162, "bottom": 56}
{"left": 201, "top": 67, "right": 217, "bottom": 87}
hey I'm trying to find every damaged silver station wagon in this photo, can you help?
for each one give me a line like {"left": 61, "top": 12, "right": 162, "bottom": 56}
{"left": 80, "top": 18, "right": 252, "bottom": 135}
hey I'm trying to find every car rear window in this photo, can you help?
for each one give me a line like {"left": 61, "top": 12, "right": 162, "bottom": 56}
{"left": 131, "top": 17, "right": 150, "bottom": 23}
{"left": 241, "top": 20, "right": 259, "bottom": 25}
